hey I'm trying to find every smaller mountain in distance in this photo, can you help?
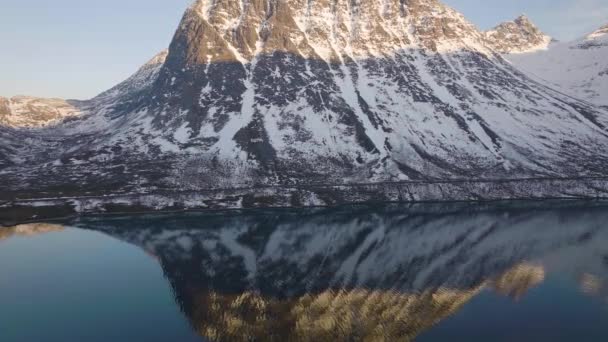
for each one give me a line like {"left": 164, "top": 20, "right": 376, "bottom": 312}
{"left": 586, "top": 23, "right": 608, "bottom": 40}
{"left": 0, "top": 96, "right": 82, "bottom": 128}
{"left": 485, "top": 15, "right": 553, "bottom": 54}
{"left": 576, "top": 23, "right": 608, "bottom": 49}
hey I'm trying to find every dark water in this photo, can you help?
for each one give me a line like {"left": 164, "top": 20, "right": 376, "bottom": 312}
{"left": 1, "top": 202, "right": 608, "bottom": 342}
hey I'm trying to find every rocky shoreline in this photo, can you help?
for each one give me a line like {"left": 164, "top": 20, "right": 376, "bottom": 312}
{"left": 2, "top": 177, "right": 608, "bottom": 226}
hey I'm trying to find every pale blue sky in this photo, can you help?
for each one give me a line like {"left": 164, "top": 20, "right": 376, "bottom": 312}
{"left": 1, "top": 0, "right": 607, "bottom": 100}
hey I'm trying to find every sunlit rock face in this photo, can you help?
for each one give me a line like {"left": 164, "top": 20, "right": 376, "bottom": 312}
{"left": 485, "top": 15, "right": 552, "bottom": 54}
{"left": 0, "top": 96, "right": 82, "bottom": 128}
{"left": 78, "top": 202, "right": 608, "bottom": 341}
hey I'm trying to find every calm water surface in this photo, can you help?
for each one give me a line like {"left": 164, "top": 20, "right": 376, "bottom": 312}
{"left": 1, "top": 202, "right": 608, "bottom": 341}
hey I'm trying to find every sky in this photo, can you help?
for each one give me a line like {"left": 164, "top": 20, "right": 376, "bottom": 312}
{"left": 1, "top": 0, "right": 607, "bottom": 100}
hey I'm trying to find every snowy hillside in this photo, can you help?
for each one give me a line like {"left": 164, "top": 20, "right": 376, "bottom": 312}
{"left": 508, "top": 23, "right": 608, "bottom": 107}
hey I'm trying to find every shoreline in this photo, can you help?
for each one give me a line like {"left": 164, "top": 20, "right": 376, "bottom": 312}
{"left": 2, "top": 177, "right": 608, "bottom": 227}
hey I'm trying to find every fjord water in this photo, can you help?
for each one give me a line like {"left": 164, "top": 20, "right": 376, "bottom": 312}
{"left": 1, "top": 202, "right": 608, "bottom": 342}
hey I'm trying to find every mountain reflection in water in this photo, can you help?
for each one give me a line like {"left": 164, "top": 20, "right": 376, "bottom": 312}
{"left": 63, "top": 201, "right": 608, "bottom": 342}
{"left": 0, "top": 223, "right": 64, "bottom": 241}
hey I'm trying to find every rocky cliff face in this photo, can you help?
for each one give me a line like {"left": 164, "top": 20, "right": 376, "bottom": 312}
{"left": 0, "top": 0, "right": 607, "bottom": 200}
{"left": 485, "top": 15, "right": 552, "bottom": 54}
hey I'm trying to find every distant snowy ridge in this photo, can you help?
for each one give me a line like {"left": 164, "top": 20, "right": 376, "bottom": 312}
{"left": 508, "top": 22, "right": 608, "bottom": 107}
{"left": 0, "top": 96, "right": 83, "bottom": 128}
{"left": 584, "top": 24, "right": 608, "bottom": 42}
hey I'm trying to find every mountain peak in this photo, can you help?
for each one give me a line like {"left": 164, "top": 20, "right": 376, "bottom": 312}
{"left": 514, "top": 14, "right": 530, "bottom": 23}
{"left": 163, "top": 0, "right": 487, "bottom": 69}
{"left": 485, "top": 15, "right": 551, "bottom": 54}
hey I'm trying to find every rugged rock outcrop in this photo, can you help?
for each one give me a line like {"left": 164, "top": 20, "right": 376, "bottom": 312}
{"left": 485, "top": 15, "right": 552, "bottom": 54}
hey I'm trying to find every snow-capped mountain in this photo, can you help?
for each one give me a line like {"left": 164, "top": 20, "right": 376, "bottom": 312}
{"left": 1, "top": 0, "right": 607, "bottom": 205}
{"left": 508, "top": 23, "right": 608, "bottom": 107}
{"left": 485, "top": 15, "right": 553, "bottom": 54}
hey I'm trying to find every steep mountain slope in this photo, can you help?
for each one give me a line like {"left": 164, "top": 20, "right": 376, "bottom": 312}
{"left": 1, "top": 0, "right": 608, "bottom": 202}
{"left": 485, "top": 15, "right": 553, "bottom": 54}
{"left": 508, "top": 23, "right": 608, "bottom": 107}
{"left": 85, "top": 49, "right": 169, "bottom": 118}
{"left": 95, "top": 50, "right": 168, "bottom": 102}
